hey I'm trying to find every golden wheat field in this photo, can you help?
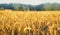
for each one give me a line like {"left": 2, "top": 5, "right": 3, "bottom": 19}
{"left": 0, "top": 10, "right": 60, "bottom": 35}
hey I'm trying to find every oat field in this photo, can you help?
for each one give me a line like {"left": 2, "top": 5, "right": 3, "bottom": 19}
{"left": 0, "top": 10, "right": 60, "bottom": 35}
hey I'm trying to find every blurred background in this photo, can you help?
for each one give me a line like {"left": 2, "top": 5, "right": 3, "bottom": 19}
{"left": 0, "top": 0, "right": 60, "bottom": 11}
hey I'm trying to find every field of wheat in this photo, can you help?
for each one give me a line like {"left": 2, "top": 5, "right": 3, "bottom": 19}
{"left": 0, "top": 10, "right": 60, "bottom": 35}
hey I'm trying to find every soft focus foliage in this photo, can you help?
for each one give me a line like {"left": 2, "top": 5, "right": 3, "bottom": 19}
{"left": 0, "top": 3, "right": 60, "bottom": 11}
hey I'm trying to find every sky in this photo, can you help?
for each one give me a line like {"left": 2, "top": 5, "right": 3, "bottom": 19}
{"left": 0, "top": 0, "right": 60, "bottom": 5}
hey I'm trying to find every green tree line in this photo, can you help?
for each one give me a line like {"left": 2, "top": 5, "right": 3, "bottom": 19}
{"left": 0, "top": 3, "right": 60, "bottom": 11}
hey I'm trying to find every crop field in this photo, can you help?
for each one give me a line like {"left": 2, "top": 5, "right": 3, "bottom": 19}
{"left": 0, "top": 10, "right": 60, "bottom": 35}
